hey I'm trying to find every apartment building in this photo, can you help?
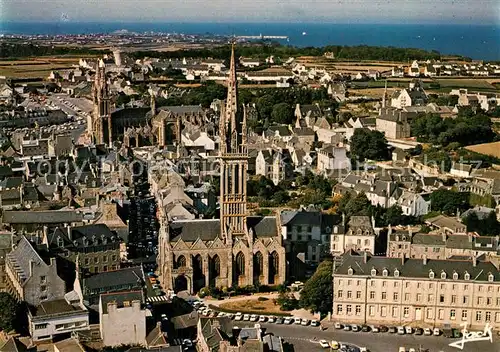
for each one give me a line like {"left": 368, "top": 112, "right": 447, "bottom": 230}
{"left": 332, "top": 251, "right": 500, "bottom": 330}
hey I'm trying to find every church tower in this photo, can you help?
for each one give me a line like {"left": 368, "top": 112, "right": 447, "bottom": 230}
{"left": 91, "top": 59, "right": 112, "bottom": 146}
{"left": 219, "top": 44, "right": 249, "bottom": 244}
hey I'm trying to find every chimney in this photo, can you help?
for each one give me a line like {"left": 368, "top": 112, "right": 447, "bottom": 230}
{"left": 66, "top": 224, "right": 71, "bottom": 240}
{"left": 401, "top": 253, "right": 405, "bottom": 265}
{"left": 363, "top": 251, "right": 368, "bottom": 263}
{"left": 388, "top": 224, "right": 392, "bottom": 236}
{"left": 442, "top": 232, "right": 447, "bottom": 242}
{"left": 472, "top": 256, "right": 477, "bottom": 267}
{"left": 423, "top": 255, "right": 427, "bottom": 265}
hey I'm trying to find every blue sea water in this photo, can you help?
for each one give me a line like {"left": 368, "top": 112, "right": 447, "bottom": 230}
{"left": 1, "top": 22, "right": 499, "bottom": 61}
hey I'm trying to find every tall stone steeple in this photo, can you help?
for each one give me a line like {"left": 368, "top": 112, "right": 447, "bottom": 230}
{"left": 91, "top": 59, "right": 112, "bottom": 146}
{"left": 219, "top": 44, "right": 249, "bottom": 244}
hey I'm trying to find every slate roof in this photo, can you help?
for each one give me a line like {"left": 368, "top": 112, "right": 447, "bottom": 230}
{"left": 170, "top": 216, "right": 278, "bottom": 241}
{"left": 31, "top": 298, "right": 85, "bottom": 317}
{"left": 85, "top": 266, "right": 145, "bottom": 292}
{"left": 281, "top": 210, "right": 322, "bottom": 227}
{"left": 49, "top": 224, "right": 123, "bottom": 249}
{"left": 6, "top": 236, "right": 46, "bottom": 283}
{"left": 3, "top": 210, "right": 83, "bottom": 224}
{"left": 158, "top": 105, "right": 204, "bottom": 115}
{"left": 0, "top": 338, "right": 28, "bottom": 352}
{"left": 199, "top": 317, "right": 233, "bottom": 351}
{"left": 100, "top": 290, "right": 144, "bottom": 314}
{"left": 336, "top": 251, "right": 500, "bottom": 281}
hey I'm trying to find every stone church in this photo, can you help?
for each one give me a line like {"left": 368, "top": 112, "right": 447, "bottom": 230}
{"left": 157, "top": 46, "right": 286, "bottom": 293}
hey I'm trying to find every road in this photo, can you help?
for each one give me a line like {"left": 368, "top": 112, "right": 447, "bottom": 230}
{"left": 233, "top": 322, "right": 500, "bottom": 352}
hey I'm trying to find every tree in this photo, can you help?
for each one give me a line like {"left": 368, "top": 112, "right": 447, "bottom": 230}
{"left": 344, "top": 192, "right": 372, "bottom": 217}
{"left": 429, "top": 189, "right": 470, "bottom": 215}
{"left": 116, "top": 93, "right": 131, "bottom": 107}
{"left": 299, "top": 260, "right": 333, "bottom": 315}
{"left": 350, "top": 129, "right": 389, "bottom": 162}
{"left": 383, "top": 205, "right": 405, "bottom": 226}
{"left": 256, "top": 95, "right": 275, "bottom": 118}
{"left": 464, "top": 211, "right": 500, "bottom": 236}
{"left": 0, "top": 292, "right": 19, "bottom": 332}
{"left": 271, "top": 102, "right": 294, "bottom": 124}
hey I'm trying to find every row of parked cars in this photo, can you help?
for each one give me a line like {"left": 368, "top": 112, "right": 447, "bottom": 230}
{"left": 334, "top": 323, "right": 446, "bottom": 336}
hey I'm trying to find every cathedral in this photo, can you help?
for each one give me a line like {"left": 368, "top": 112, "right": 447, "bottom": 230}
{"left": 157, "top": 46, "right": 286, "bottom": 293}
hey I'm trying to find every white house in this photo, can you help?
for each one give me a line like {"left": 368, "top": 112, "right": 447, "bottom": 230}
{"left": 390, "top": 190, "right": 430, "bottom": 217}
{"left": 450, "top": 162, "right": 473, "bottom": 178}
{"left": 181, "top": 131, "right": 215, "bottom": 150}
{"left": 317, "top": 145, "right": 351, "bottom": 173}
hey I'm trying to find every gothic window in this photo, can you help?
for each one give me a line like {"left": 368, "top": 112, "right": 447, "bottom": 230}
{"left": 254, "top": 252, "right": 263, "bottom": 277}
{"left": 269, "top": 251, "right": 279, "bottom": 284}
{"left": 211, "top": 255, "right": 221, "bottom": 278}
{"left": 176, "top": 255, "right": 186, "bottom": 269}
{"left": 235, "top": 252, "right": 245, "bottom": 277}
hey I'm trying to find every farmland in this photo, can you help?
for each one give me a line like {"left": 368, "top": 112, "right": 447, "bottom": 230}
{"left": 465, "top": 141, "right": 500, "bottom": 159}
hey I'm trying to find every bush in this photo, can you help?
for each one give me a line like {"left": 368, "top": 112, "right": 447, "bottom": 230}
{"left": 198, "top": 287, "right": 210, "bottom": 298}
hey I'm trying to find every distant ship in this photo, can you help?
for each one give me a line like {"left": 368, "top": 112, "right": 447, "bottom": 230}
{"left": 302, "top": 32, "right": 307, "bottom": 36}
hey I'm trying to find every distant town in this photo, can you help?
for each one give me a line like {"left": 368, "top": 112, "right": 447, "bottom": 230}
{"left": 0, "top": 31, "right": 499, "bottom": 352}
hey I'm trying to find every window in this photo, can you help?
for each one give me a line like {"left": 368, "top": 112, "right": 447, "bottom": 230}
{"left": 307, "top": 226, "right": 312, "bottom": 232}
{"left": 94, "top": 257, "right": 99, "bottom": 264}
{"left": 464, "top": 272, "right": 470, "bottom": 280}
{"left": 338, "top": 290, "right": 343, "bottom": 298}
{"left": 451, "top": 295, "right": 457, "bottom": 304}
{"left": 102, "top": 255, "right": 108, "bottom": 263}
{"left": 40, "top": 285, "right": 46, "bottom": 292}
{"left": 429, "top": 271, "right": 435, "bottom": 279}
{"left": 382, "top": 281, "right": 387, "bottom": 287}
{"left": 440, "top": 284, "right": 445, "bottom": 290}
{"left": 84, "top": 258, "right": 90, "bottom": 265}
{"left": 355, "top": 305, "right": 361, "bottom": 316}
{"left": 103, "top": 265, "right": 108, "bottom": 272}
{"left": 297, "top": 226, "right": 302, "bottom": 232}
{"left": 426, "top": 308, "right": 433, "bottom": 319}
{"left": 381, "top": 306, "right": 387, "bottom": 317}
{"left": 428, "top": 294, "right": 434, "bottom": 303}
{"left": 356, "top": 291, "right": 361, "bottom": 299}
{"left": 392, "top": 307, "right": 398, "bottom": 317}
{"left": 450, "top": 309, "right": 456, "bottom": 320}
{"left": 405, "top": 282, "right": 410, "bottom": 288}
{"left": 438, "top": 309, "right": 444, "bottom": 320}
{"left": 357, "top": 280, "right": 361, "bottom": 286}
{"left": 347, "top": 280, "right": 352, "bottom": 286}
{"left": 348, "top": 267, "right": 353, "bottom": 275}
{"left": 404, "top": 307, "right": 409, "bottom": 318}
{"left": 441, "top": 272, "right": 446, "bottom": 279}
{"left": 405, "top": 293, "right": 410, "bottom": 301}
{"left": 393, "top": 292, "right": 399, "bottom": 301}
{"left": 394, "top": 269, "right": 400, "bottom": 278}
{"left": 487, "top": 297, "right": 492, "bottom": 306}
{"left": 463, "top": 296, "right": 468, "bottom": 304}
{"left": 369, "top": 306, "right": 375, "bottom": 316}
{"left": 416, "top": 293, "right": 421, "bottom": 302}
{"left": 485, "top": 312, "right": 491, "bottom": 322}
{"left": 40, "top": 295, "right": 47, "bottom": 301}
{"left": 476, "top": 311, "right": 482, "bottom": 322}
{"left": 371, "top": 268, "right": 377, "bottom": 276}
{"left": 464, "top": 285, "right": 469, "bottom": 291}
{"left": 440, "top": 295, "right": 445, "bottom": 303}
{"left": 429, "top": 283, "right": 434, "bottom": 289}
{"left": 381, "top": 292, "right": 387, "bottom": 300}
{"left": 94, "top": 266, "right": 98, "bottom": 273}
{"left": 111, "top": 255, "right": 117, "bottom": 261}
{"left": 338, "top": 279, "right": 343, "bottom": 286}
{"left": 35, "top": 323, "right": 47, "bottom": 330}
{"left": 369, "top": 291, "right": 375, "bottom": 299}
{"left": 394, "top": 281, "right": 399, "bottom": 288}
{"left": 370, "top": 281, "right": 375, "bottom": 287}
{"left": 462, "top": 310, "right": 468, "bottom": 320}
{"left": 40, "top": 276, "right": 46, "bottom": 284}
{"left": 382, "top": 269, "right": 388, "bottom": 277}
{"left": 417, "top": 282, "right": 421, "bottom": 289}
{"left": 479, "top": 286, "right": 483, "bottom": 292}
{"left": 346, "top": 305, "right": 352, "bottom": 315}
{"left": 477, "top": 297, "right": 483, "bottom": 305}
{"left": 453, "top": 272, "right": 458, "bottom": 280}
{"left": 337, "top": 305, "right": 343, "bottom": 314}
{"left": 347, "top": 291, "right": 352, "bottom": 299}
{"left": 496, "top": 312, "right": 500, "bottom": 323}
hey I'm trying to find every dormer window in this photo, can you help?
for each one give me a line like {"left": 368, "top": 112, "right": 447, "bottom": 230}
{"left": 453, "top": 272, "right": 458, "bottom": 280}
{"left": 429, "top": 270, "right": 435, "bottom": 279}
{"left": 464, "top": 272, "right": 470, "bottom": 280}
{"left": 394, "top": 269, "right": 400, "bottom": 278}
{"left": 441, "top": 271, "right": 447, "bottom": 280}
{"left": 347, "top": 267, "right": 353, "bottom": 275}
{"left": 333, "top": 226, "right": 337, "bottom": 234}
{"left": 371, "top": 268, "right": 377, "bottom": 276}
{"left": 488, "top": 273, "right": 494, "bottom": 282}
{"left": 56, "top": 236, "right": 64, "bottom": 248}
{"left": 382, "top": 269, "right": 388, "bottom": 277}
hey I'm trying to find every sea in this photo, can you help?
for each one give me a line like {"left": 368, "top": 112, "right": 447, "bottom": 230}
{"left": 1, "top": 22, "right": 499, "bottom": 61}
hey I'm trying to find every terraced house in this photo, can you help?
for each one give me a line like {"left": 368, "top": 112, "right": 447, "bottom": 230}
{"left": 332, "top": 251, "right": 500, "bottom": 330}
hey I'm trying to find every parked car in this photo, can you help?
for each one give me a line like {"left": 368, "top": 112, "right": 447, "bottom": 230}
{"left": 294, "top": 317, "right": 302, "bottom": 325}
{"left": 433, "top": 328, "right": 441, "bottom": 336}
{"left": 343, "top": 325, "right": 351, "bottom": 331}
{"left": 243, "top": 314, "right": 250, "bottom": 321}
{"left": 414, "top": 327, "right": 423, "bottom": 335}
{"left": 371, "top": 325, "right": 380, "bottom": 333}
{"left": 379, "top": 325, "right": 389, "bottom": 333}
{"left": 235, "top": 313, "right": 242, "bottom": 321}
{"left": 275, "top": 317, "right": 283, "bottom": 324}
{"left": 397, "top": 326, "right": 406, "bottom": 335}
{"left": 399, "top": 348, "right": 405, "bottom": 352}
{"left": 360, "top": 348, "right": 368, "bottom": 352}
{"left": 405, "top": 326, "right": 413, "bottom": 334}
{"left": 311, "top": 320, "right": 319, "bottom": 327}
{"left": 361, "top": 325, "right": 371, "bottom": 332}
{"left": 268, "top": 316, "right": 276, "bottom": 323}
{"left": 351, "top": 325, "right": 360, "bottom": 332}
{"left": 301, "top": 319, "right": 310, "bottom": 326}
{"left": 388, "top": 326, "right": 397, "bottom": 333}
{"left": 259, "top": 315, "right": 266, "bottom": 322}
{"left": 227, "top": 313, "right": 234, "bottom": 319}
{"left": 319, "top": 340, "right": 330, "bottom": 348}
{"left": 409, "top": 349, "right": 416, "bottom": 352}
{"left": 423, "top": 328, "right": 432, "bottom": 336}
{"left": 334, "top": 322, "right": 343, "bottom": 329}
{"left": 330, "top": 341, "right": 340, "bottom": 350}
{"left": 283, "top": 317, "right": 292, "bottom": 324}
{"left": 250, "top": 314, "right": 258, "bottom": 322}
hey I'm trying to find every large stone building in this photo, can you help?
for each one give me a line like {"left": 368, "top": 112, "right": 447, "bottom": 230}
{"left": 332, "top": 251, "right": 500, "bottom": 330}
{"left": 158, "top": 46, "right": 286, "bottom": 293}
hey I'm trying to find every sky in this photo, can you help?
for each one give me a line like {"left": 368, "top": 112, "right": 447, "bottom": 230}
{"left": 2, "top": 0, "right": 500, "bottom": 24}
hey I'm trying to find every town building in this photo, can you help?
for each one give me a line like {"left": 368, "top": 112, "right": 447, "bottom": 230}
{"left": 390, "top": 80, "right": 428, "bottom": 109}
{"left": 0, "top": 231, "right": 13, "bottom": 292}
{"left": 99, "top": 290, "right": 147, "bottom": 347}
{"left": 330, "top": 216, "right": 377, "bottom": 255}
{"left": 332, "top": 251, "right": 500, "bottom": 330}
{"left": 5, "top": 236, "right": 66, "bottom": 307}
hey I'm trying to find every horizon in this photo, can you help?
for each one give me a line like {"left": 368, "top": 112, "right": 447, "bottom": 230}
{"left": 3, "top": 0, "right": 499, "bottom": 25}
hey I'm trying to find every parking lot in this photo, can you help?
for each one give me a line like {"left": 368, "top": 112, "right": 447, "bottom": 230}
{"left": 191, "top": 300, "right": 500, "bottom": 352}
